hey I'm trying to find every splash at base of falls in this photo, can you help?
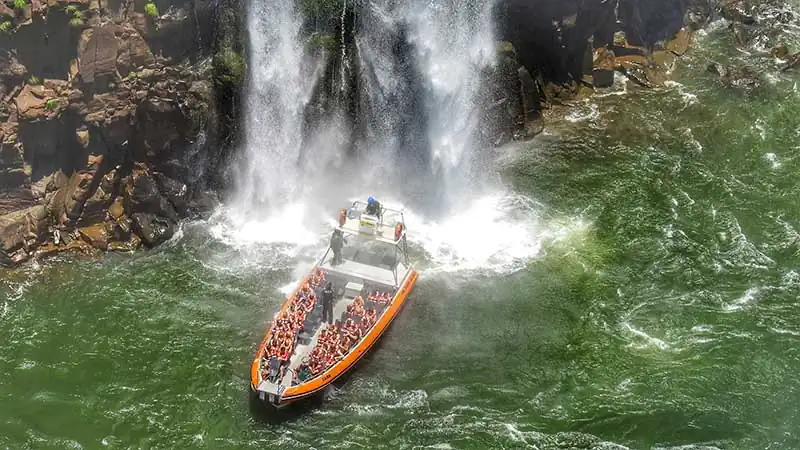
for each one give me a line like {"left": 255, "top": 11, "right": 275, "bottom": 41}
{"left": 207, "top": 187, "right": 585, "bottom": 277}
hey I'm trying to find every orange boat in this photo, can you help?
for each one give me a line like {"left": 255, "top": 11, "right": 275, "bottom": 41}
{"left": 249, "top": 200, "right": 419, "bottom": 408}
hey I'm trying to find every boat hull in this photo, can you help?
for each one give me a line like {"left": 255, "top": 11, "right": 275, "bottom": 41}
{"left": 250, "top": 267, "right": 419, "bottom": 409}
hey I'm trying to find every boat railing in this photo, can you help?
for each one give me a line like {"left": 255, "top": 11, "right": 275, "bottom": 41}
{"left": 348, "top": 200, "right": 406, "bottom": 228}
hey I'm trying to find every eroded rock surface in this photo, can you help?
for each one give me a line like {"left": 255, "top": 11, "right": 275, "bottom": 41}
{"left": 0, "top": 0, "right": 229, "bottom": 267}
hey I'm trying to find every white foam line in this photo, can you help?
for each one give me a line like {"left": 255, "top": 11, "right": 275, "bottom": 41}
{"left": 623, "top": 322, "right": 670, "bottom": 350}
{"left": 205, "top": 190, "right": 569, "bottom": 276}
{"left": 723, "top": 286, "right": 760, "bottom": 312}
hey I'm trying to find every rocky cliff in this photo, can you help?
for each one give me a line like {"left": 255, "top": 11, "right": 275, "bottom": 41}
{"left": 0, "top": 0, "right": 244, "bottom": 266}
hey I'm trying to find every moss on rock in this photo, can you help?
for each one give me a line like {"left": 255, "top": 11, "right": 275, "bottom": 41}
{"left": 212, "top": 47, "right": 246, "bottom": 88}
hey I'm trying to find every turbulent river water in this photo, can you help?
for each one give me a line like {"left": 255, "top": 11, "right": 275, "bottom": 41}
{"left": 3, "top": 17, "right": 800, "bottom": 450}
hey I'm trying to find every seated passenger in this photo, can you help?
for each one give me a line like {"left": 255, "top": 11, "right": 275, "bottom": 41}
{"left": 347, "top": 295, "right": 365, "bottom": 316}
{"left": 365, "top": 308, "right": 377, "bottom": 325}
{"left": 297, "top": 364, "right": 311, "bottom": 382}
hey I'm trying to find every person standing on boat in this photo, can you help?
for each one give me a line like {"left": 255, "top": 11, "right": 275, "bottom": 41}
{"left": 322, "top": 281, "right": 335, "bottom": 325}
{"left": 330, "top": 229, "right": 346, "bottom": 265}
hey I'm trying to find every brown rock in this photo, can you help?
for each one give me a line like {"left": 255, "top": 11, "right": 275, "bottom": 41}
{"left": 592, "top": 47, "right": 616, "bottom": 88}
{"left": 0, "top": 3, "right": 13, "bottom": 20}
{"left": 615, "top": 54, "right": 648, "bottom": 71}
{"left": 69, "top": 58, "right": 80, "bottom": 81}
{"left": 30, "top": 172, "right": 58, "bottom": 201}
{"left": 719, "top": 0, "right": 756, "bottom": 25}
{"left": 77, "top": 223, "right": 109, "bottom": 250}
{"left": 108, "top": 197, "right": 124, "bottom": 220}
{"left": 43, "top": 79, "right": 69, "bottom": 93}
{"left": 76, "top": 128, "right": 90, "bottom": 148}
{"left": 10, "top": 248, "right": 30, "bottom": 265}
{"left": 47, "top": 171, "right": 95, "bottom": 225}
{"left": 0, "top": 51, "right": 27, "bottom": 80}
{"left": 130, "top": 12, "right": 148, "bottom": 37}
{"left": 78, "top": 24, "right": 118, "bottom": 85}
{"left": 87, "top": 153, "right": 103, "bottom": 169}
{"left": 80, "top": 183, "right": 112, "bottom": 224}
{"left": 116, "top": 26, "right": 154, "bottom": 76}
{"left": 772, "top": 45, "right": 789, "bottom": 59}
{"left": 781, "top": 52, "right": 800, "bottom": 72}
{"left": 651, "top": 50, "right": 676, "bottom": 69}
{"left": 35, "top": 239, "right": 94, "bottom": 259}
{"left": 0, "top": 205, "right": 48, "bottom": 253}
{"left": 14, "top": 85, "right": 59, "bottom": 121}
{"left": 666, "top": 28, "right": 692, "bottom": 56}
{"left": 108, "top": 233, "right": 140, "bottom": 252}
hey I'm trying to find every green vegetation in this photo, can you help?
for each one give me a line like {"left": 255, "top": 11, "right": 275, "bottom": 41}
{"left": 64, "top": 5, "right": 84, "bottom": 27}
{"left": 45, "top": 99, "right": 59, "bottom": 110}
{"left": 144, "top": 2, "right": 158, "bottom": 17}
{"left": 212, "top": 47, "right": 246, "bottom": 88}
{"left": 0, "top": 21, "right": 10, "bottom": 34}
{"left": 13, "top": 0, "right": 26, "bottom": 9}
{"left": 27, "top": 75, "right": 41, "bottom": 85}
{"left": 496, "top": 41, "right": 516, "bottom": 56}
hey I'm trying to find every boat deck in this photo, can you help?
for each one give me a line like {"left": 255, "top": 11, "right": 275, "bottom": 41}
{"left": 317, "top": 258, "right": 410, "bottom": 288}
{"left": 278, "top": 295, "right": 357, "bottom": 387}
{"left": 257, "top": 265, "right": 408, "bottom": 393}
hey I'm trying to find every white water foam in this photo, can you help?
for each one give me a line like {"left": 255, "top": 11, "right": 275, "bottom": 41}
{"left": 723, "top": 286, "right": 761, "bottom": 312}
{"left": 205, "top": 190, "right": 578, "bottom": 277}
{"left": 400, "top": 193, "right": 551, "bottom": 274}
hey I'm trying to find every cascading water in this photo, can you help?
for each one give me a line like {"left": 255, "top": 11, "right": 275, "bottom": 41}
{"left": 231, "top": 0, "right": 318, "bottom": 216}
{"left": 216, "top": 0, "right": 548, "bottom": 273}
{"left": 356, "top": 0, "right": 498, "bottom": 210}
{"left": 404, "top": 0, "right": 498, "bottom": 203}
{"left": 349, "top": 0, "right": 548, "bottom": 273}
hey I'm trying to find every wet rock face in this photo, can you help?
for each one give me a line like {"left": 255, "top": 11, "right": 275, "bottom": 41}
{"left": 495, "top": 0, "right": 708, "bottom": 86}
{"left": 0, "top": 0, "right": 234, "bottom": 266}
{"left": 487, "top": 0, "right": 705, "bottom": 132}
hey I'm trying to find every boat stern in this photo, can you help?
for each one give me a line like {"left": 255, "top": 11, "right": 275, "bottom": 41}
{"left": 250, "top": 376, "right": 288, "bottom": 408}
{"left": 250, "top": 355, "right": 287, "bottom": 407}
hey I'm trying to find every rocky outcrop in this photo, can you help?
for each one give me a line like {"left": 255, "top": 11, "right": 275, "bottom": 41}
{"left": 493, "top": 0, "right": 711, "bottom": 109}
{"left": 0, "top": 0, "right": 239, "bottom": 267}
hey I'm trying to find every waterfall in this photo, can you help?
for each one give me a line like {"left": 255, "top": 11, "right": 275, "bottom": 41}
{"left": 219, "top": 0, "right": 542, "bottom": 271}
{"left": 407, "top": 0, "right": 497, "bottom": 180}
{"left": 231, "top": 0, "right": 319, "bottom": 216}
{"left": 230, "top": 0, "right": 498, "bottom": 220}
{"left": 357, "top": 0, "right": 498, "bottom": 210}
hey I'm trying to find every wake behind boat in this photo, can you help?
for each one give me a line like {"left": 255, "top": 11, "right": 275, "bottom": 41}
{"left": 250, "top": 198, "right": 419, "bottom": 408}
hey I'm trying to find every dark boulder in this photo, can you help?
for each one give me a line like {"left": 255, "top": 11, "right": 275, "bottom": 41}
{"left": 131, "top": 212, "right": 174, "bottom": 247}
{"left": 153, "top": 172, "right": 189, "bottom": 214}
{"left": 124, "top": 172, "right": 178, "bottom": 222}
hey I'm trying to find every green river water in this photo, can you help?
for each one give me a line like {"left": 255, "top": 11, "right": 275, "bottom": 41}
{"left": 3, "top": 21, "right": 800, "bottom": 450}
